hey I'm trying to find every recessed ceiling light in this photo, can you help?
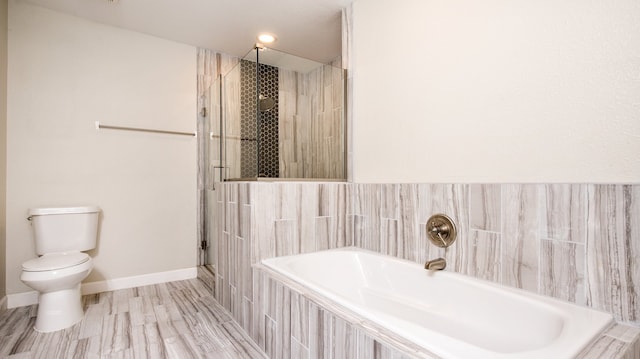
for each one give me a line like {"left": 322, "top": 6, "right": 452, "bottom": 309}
{"left": 257, "top": 33, "right": 277, "bottom": 44}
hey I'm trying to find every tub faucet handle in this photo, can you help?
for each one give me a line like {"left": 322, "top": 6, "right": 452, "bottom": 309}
{"left": 429, "top": 221, "right": 447, "bottom": 235}
{"left": 426, "top": 214, "right": 457, "bottom": 248}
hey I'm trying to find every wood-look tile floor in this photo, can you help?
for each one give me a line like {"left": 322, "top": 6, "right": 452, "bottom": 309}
{"left": 0, "top": 275, "right": 266, "bottom": 358}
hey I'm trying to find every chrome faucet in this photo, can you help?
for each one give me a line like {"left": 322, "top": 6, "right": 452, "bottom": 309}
{"left": 424, "top": 257, "right": 446, "bottom": 271}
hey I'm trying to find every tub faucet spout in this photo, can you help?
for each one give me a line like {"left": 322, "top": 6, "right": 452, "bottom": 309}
{"left": 424, "top": 258, "right": 446, "bottom": 271}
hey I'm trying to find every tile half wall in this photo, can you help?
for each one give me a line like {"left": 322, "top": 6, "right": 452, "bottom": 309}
{"left": 213, "top": 182, "right": 640, "bottom": 356}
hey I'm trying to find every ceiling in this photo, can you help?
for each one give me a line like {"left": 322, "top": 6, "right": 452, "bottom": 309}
{"left": 22, "top": 0, "right": 353, "bottom": 63}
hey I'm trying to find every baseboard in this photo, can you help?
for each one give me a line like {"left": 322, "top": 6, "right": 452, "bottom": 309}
{"left": 7, "top": 267, "right": 197, "bottom": 309}
{"left": 7, "top": 290, "right": 38, "bottom": 308}
{"left": 81, "top": 267, "right": 197, "bottom": 295}
{"left": 0, "top": 295, "right": 8, "bottom": 311}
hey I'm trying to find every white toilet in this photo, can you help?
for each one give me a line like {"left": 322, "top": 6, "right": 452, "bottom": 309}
{"left": 20, "top": 206, "right": 100, "bottom": 333}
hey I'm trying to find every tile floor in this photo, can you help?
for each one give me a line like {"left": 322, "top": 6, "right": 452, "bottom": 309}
{"left": 0, "top": 272, "right": 266, "bottom": 358}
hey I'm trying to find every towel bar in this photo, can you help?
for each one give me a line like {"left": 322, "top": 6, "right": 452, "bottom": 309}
{"left": 95, "top": 121, "right": 196, "bottom": 137}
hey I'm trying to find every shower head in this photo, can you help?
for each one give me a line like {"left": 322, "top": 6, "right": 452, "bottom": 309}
{"left": 259, "top": 95, "right": 276, "bottom": 112}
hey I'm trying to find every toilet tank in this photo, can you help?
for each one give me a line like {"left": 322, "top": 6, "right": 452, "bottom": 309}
{"left": 28, "top": 206, "right": 100, "bottom": 255}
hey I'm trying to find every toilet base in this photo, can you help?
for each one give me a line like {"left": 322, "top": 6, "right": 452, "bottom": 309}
{"left": 34, "top": 284, "right": 84, "bottom": 333}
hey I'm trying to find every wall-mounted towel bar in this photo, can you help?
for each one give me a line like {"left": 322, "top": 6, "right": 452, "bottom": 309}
{"left": 95, "top": 121, "right": 196, "bottom": 137}
{"left": 209, "top": 133, "right": 241, "bottom": 140}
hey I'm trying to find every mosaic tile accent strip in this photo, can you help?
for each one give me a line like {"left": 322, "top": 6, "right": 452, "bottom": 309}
{"left": 258, "top": 63, "right": 279, "bottom": 178}
{"left": 239, "top": 60, "right": 280, "bottom": 178}
{"left": 240, "top": 60, "right": 258, "bottom": 178}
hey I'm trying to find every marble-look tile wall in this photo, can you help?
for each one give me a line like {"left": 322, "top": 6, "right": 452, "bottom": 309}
{"left": 213, "top": 182, "right": 351, "bottom": 350}
{"left": 257, "top": 266, "right": 640, "bottom": 359}
{"left": 578, "top": 324, "right": 640, "bottom": 359}
{"left": 278, "top": 59, "right": 345, "bottom": 179}
{"left": 222, "top": 61, "right": 242, "bottom": 180}
{"left": 213, "top": 182, "right": 639, "bottom": 358}
{"left": 342, "top": 5, "right": 353, "bottom": 182}
{"left": 197, "top": 49, "right": 239, "bottom": 264}
{"left": 352, "top": 183, "right": 640, "bottom": 325}
{"left": 256, "top": 268, "right": 432, "bottom": 359}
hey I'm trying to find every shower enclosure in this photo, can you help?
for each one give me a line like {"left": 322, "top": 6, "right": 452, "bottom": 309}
{"left": 198, "top": 47, "right": 347, "bottom": 265}
{"left": 218, "top": 46, "right": 346, "bottom": 181}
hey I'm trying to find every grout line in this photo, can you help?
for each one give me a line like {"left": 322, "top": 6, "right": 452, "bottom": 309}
{"left": 536, "top": 184, "right": 543, "bottom": 294}
{"left": 470, "top": 228, "right": 502, "bottom": 234}
{"left": 499, "top": 185, "right": 504, "bottom": 285}
{"left": 583, "top": 184, "right": 590, "bottom": 306}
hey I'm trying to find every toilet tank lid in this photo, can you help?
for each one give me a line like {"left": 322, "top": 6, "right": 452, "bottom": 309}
{"left": 28, "top": 206, "right": 101, "bottom": 216}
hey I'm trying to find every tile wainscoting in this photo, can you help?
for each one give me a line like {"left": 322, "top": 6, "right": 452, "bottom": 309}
{"left": 212, "top": 182, "right": 351, "bottom": 350}
{"left": 255, "top": 266, "right": 426, "bottom": 358}
{"left": 352, "top": 183, "right": 639, "bottom": 325}
{"left": 256, "top": 265, "right": 636, "bottom": 359}
{"left": 213, "top": 182, "right": 640, "bottom": 358}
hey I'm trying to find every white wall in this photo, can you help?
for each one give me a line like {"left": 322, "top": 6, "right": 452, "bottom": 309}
{"left": 351, "top": 0, "right": 640, "bottom": 183}
{"left": 7, "top": 1, "right": 197, "bottom": 294}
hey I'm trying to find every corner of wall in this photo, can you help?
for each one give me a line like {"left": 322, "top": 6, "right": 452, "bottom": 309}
{"left": 0, "top": 0, "right": 9, "bottom": 301}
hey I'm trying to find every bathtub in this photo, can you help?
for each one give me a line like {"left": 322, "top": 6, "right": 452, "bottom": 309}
{"left": 261, "top": 247, "right": 613, "bottom": 359}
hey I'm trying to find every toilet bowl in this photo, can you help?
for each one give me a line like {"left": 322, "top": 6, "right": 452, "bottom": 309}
{"left": 20, "top": 206, "right": 100, "bottom": 333}
{"left": 21, "top": 253, "right": 94, "bottom": 332}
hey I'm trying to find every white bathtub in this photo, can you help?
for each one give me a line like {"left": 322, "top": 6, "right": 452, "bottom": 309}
{"left": 261, "top": 247, "right": 613, "bottom": 359}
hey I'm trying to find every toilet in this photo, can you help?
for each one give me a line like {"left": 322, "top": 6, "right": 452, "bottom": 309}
{"left": 20, "top": 206, "right": 100, "bottom": 332}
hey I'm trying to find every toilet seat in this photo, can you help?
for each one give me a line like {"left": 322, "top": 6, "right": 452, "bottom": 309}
{"left": 22, "top": 252, "right": 90, "bottom": 272}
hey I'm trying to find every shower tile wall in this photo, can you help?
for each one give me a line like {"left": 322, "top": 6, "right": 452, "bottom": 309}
{"left": 278, "top": 59, "right": 345, "bottom": 179}
{"left": 351, "top": 183, "right": 640, "bottom": 325}
{"left": 223, "top": 61, "right": 242, "bottom": 180}
{"left": 259, "top": 64, "right": 279, "bottom": 178}
{"left": 240, "top": 60, "right": 257, "bottom": 178}
{"left": 230, "top": 57, "right": 345, "bottom": 180}
{"left": 197, "top": 48, "right": 239, "bottom": 264}
{"left": 208, "top": 54, "right": 242, "bottom": 182}
{"left": 239, "top": 60, "right": 279, "bottom": 178}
